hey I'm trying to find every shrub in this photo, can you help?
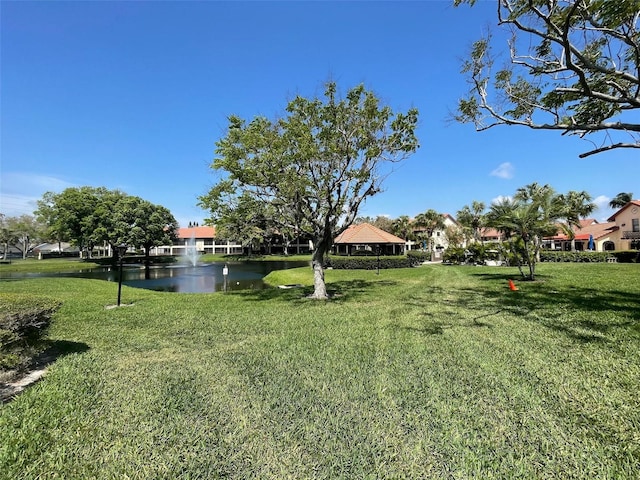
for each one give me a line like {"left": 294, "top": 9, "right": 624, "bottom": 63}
{"left": 406, "top": 250, "right": 431, "bottom": 264}
{"left": 443, "top": 247, "right": 465, "bottom": 264}
{"left": 611, "top": 251, "right": 640, "bottom": 263}
{"left": 443, "top": 244, "right": 505, "bottom": 265}
{"left": 327, "top": 256, "right": 414, "bottom": 270}
{"left": 0, "top": 294, "right": 61, "bottom": 373}
{"left": 538, "top": 251, "right": 640, "bottom": 263}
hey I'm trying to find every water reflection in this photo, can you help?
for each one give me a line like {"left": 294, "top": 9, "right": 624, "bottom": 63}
{"left": 1, "top": 261, "right": 309, "bottom": 293}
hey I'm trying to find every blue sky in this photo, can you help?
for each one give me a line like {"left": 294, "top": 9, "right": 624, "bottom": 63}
{"left": 2, "top": 1, "right": 638, "bottom": 227}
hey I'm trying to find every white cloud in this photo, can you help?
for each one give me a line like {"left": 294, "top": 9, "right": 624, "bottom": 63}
{"left": 490, "top": 162, "right": 515, "bottom": 179}
{"left": 592, "top": 194, "right": 615, "bottom": 223}
{"left": 491, "top": 195, "right": 512, "bottom": 205}
{"left": 593, "top": 195, "right": 610, "bottom": 210}
{"left": 0, "top": 193, "right": 40, "bottom": 217}
{"left": 0, "top": 172, "right": 77, "bottom": 217}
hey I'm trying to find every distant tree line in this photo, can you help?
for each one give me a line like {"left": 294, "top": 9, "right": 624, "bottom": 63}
{"left": 0, "top": 187, "right": 178, "bottom": 263}
{"left": 34, "top": 187, "right": 179, "bottom": 263}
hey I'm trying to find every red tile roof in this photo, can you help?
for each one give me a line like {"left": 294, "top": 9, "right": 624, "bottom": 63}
{"left": 547, "top": 221, "right": 617, "bottom": 241}
{"left": 178, "top": 226, "right": 216, "bottom": 239}
{"left": 334, "top": 223, "right": 405, "bottom": 244}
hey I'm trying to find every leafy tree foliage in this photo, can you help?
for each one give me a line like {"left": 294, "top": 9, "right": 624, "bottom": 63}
{"left": 456, "top": 200, "right": 487, "bottom": 243}
{"left": 444, "top": 224, "right": 466, "bottom": 249}
{"left": 199, "top": 82, "right": 419, "bottom": 299}
{"left": 208, "top": 192, "right": 279, "bottom": 254}
{"left": 609, "top": 191, "right": 634, "bottom": 208}
{"left": 36, "top": 187, "right": 178, "bottom": 260}
{"left": 391, "top": 215, "right": 416, "bottom": 242}
{"left": 112, "top": 196, "right": 179, "bottom": 264}
{"left": 486, "top": 182, "right": 594, "bottom": 279}
{"left": 0, "top": 214, "right": 18, "bottom": 260}
{"left": 413, "top": 209, "right": 446, "bottom": 253}
{"left": 36, "top": 187, "right": 114, "bottom": 257}
{"left": 0, "top": 215, "right": 45, "bottom": 259}
{"left": 455, "top": 0, "right": 640, "bottom": 158}
{"left": 354, "top": 215, "right": 395, "bottom": 233}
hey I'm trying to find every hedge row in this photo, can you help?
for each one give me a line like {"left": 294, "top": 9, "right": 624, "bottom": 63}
{"left": 0, "top": 294, "right": 61, "bottom": 372}
{"left": 540, "top": 250, "right": 640, "bottom": 263}
{"left": 327, "top": 256, "right": 418, "bottom": 270}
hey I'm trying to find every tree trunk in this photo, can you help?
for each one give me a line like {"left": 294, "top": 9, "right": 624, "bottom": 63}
{"left": 523, "top": 240, "right": 536, "bottom": 280}
{"left": 309, "top": 238, "right": 329, "bottom": 299}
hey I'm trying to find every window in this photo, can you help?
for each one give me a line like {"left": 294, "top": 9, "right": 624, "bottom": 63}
{"left": 633, "top": 218, "right": 639, "bottom": 233}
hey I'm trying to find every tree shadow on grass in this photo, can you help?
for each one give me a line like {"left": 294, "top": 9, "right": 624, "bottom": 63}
{"left": 393, "top": 286, "right": 499, "bottom": 335}
{"left": 29, "top": 340, "right": 91, "bottom": 370}
{"left": 456, "top": 281, "right": 638, "bottom": 344}
{"left": 1, "top": 340, "right": 90, "bottom": 404}
{"left": 231, "top": 279, "right": 399, "bottom": 304}
{"left": 397, "top": 273, "right": 640, "bottom": 344}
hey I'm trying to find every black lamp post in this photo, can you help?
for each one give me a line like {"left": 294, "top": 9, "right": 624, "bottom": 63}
{"left": 116, "top": 243, "right": 127, "bottom": 306}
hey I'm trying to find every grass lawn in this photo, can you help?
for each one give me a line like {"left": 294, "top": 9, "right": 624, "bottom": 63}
{"left": 0, "top": 258, "right": 100, "bottom": 273}
{"left": 1, "top": 263, "right": 639, "bottom": 478}
{"left": 199, "top": 253, "right": 312, "bottom": 263}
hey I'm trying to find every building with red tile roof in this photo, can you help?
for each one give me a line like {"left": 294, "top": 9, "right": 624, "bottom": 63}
{"left": 543, "top": 219, "right": 618, "bottom": 251}
{"left": 333, "top": 223, "right": 406, "bottom": 255}
{"left": 606, "top": 200, "right": 640, "bottom": 250}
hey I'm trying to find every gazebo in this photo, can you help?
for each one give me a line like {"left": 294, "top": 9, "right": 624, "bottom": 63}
{"left": 333, "top": 223, "right": 406, "bottom": 256}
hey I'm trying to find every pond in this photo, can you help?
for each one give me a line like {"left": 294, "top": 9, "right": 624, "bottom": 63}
{"left": 1, "top": 260, "right": 310, "bottom": 293}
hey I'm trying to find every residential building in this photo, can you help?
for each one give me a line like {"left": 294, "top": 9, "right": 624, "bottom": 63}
{"left": 407, "top": 213, "right": 460, "bottom": 258}
{"left": 152, "top": 226, "right": 243, "bottom": 256}
{"left": 606, "top": 200, "right": 640, "bottom": 251}
{"left": 543, "top": 219, "right": 617, "bottom": 252}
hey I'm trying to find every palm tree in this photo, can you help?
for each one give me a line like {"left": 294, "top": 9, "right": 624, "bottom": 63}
{"left": 609, "top": 192, "right": 633, "bottom": 209}
{"left": 556, "top": 190, "right": 596, "bottom": 251}
{"left": 487, "top": 183, "right": 580, "bottom": 280}
{"left": 392, "top": 215, "right": 414, "bottom": 241}
{"left": 456, "top": 200, "right": 486, "bottom": 243}
{"left": 413, "top": 209, "right": 445, "bottom": 256}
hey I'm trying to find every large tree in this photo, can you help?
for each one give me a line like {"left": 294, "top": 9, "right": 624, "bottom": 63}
{"left": 36, "top": 187, "right": 120, "bottom": 258}
{"left": 199, "top": 82, "right": 419, "bottom": 299}
{"left": 112, "top": 196, "right": 179, "bottom": 268}
{"left": 203, "top": 191, "right": 275, "bottom": 255}
{"left": 0, "top": 214, "right": 18, "bottom": 260}
{"left": 455, "top": 0, "right": 640, "bottom": 158}
{"left": 4, "top": 215, "right": 45, "bottom": 259}
{"left": 36, "top": 187, "right": 178, "bottom": 261}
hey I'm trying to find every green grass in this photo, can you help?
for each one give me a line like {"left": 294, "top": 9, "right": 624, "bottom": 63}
{"left": 199, "top": 253, "right": 312, "bottom": 263}
{"left": 0, "top": 258, "right": 100, "bottom": 273}
{"left": 1, "top": 263, "right": 639, "bottom": 478}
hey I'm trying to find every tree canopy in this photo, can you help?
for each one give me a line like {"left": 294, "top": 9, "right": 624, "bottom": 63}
{"left": 414, "top": 209, "right": 446, "bottom": 252}
{"left": 199, "top": 82, "right": 419, "bottom": 299}
{"left": 455, "top": 0, "right": 640, "bottom": 158}
{"left": 456, "top": 201, "right": 487, "bottom": 243}
{"left": 0, "top": 214, "right": 45, "bottom": 259}
{"left": 36, "top": 187, "right": 178, "bottom": 260}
